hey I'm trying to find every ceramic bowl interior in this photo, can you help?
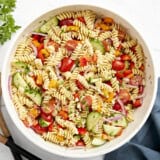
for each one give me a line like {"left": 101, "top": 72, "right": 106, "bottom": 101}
{"left": 1, "top": 5, "right": 157, "bottom": 158}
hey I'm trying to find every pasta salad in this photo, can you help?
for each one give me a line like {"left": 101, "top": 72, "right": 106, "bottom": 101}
{"left": 10, "top": 10, "right": 145, "bottom": 148}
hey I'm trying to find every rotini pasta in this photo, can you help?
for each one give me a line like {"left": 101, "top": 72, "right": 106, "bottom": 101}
{"left": 10, "top": 10, "right": 145, "bottom": 149}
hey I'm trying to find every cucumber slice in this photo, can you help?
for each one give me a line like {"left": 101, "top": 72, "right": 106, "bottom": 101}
{"left": 39, "top": 118, "right": 51, "bottom": 127}
{"left": 13, "top": 72, "right": 29, "bottom": 91}
{"left": 112, "top": 116, "right": 128, "bottom": 128}
{"left": 90, "top": 38, "right": 105, "bottom": 54}
{"left": 12, "top": 62, "right": 29, "bottom": 72}
{"left": 103, "top": 124, "right": 123, "bottom": 136}
{"left": 25, "top": 89, "right": 42, "bottom": 106}
{"left": 40, "top": 17, "right": 58, "bottom": 33}
{"left": 92, "top": 137, "right": 105, "bottom": 146}
{"left": 87, "top": 112, "right": 102, "bottom": 131}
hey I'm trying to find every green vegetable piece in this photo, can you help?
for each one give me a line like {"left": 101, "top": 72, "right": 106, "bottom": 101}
{"left": 13, "top": 72, "right": 29, "bottom": 91}
{"left": 103, "top": 124, "right": 123, "bottom": 136}
{"left": 0, "top": 0, "right": 20, "bottom": 44}
{"left": 39, "top": 118, "right": 51, "bottom": 127}
{"left": 87, "top": 112, "right": 102, "bottom": 131}
{"left": 40, "top": 17, "right": 58, "bottom": 33}
{"left": 12, "top": 62, "right": 29, "bottom": 73}
{"left": 25, "top": 89, "right": 42, "bottom": 106}
{"left": 92, "top": 137, "right": 106, "bottom": 146}
{"left": 112, "top": 116, "right": 128, "bottom": 128}
{"left": 90, "top": 38, "right": 105, "bottom": 54}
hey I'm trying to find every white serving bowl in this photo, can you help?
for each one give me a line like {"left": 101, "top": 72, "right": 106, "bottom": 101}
{"left": 1, "top": 4, "right": 158, "bottom": 158}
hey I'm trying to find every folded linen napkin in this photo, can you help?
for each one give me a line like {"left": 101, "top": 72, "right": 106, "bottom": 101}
{"left": 104, "top": 78, "right": 160, "bottom": 160}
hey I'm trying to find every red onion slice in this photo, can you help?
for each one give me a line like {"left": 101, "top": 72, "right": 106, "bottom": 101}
{"left": 116, "top": 97, "right": 127, "bottom": 115}
{"left": 103, "top": 114, "right": 123, "bottom": 123}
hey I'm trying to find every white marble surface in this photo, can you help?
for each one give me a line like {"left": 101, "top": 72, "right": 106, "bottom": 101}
{"left": 0, "top": 0, "right": 160, "bottom": 159}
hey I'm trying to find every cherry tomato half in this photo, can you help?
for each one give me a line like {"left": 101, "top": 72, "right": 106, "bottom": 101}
{"left": 83, "top": 96, "right": 92, "bottom": 107}
{"left": 59, "top": 57, "right": 75, "bottom": 72}
{"left": 118, "top": 89, "right": 130, "bottom": 104}
{"left": 78, "top": 128, "right": 87, "bottom": 135}
{"left": 113, "top": 102, "right": 121, "bottom": 111}
{"left": 75, "top": 80, "right": 85, "bottom": 90}
{"left": 120, "top": 54, "right": 131, "bottom": 61}
{"left": 77, "top": 17, "right": 86, "bottom": 23}
{"left": 32, "top": 124, "right": 47, "bottom": 135}
{"left": 59, "top": 18, "right": 74, "bottom": 26}
{"left": 41, "top": 112, "right": 53, "bottom": 122}
{"left": 76, "top": 140, "right": 85, "bottom": 146}
{"left": 65, "top": 40, "right": 79, "bottom": 52}
{"left": 79, "top": 57, "right": 87, "bottom": 67}
{"left": 133, "top": 99, "right": 142, "bottom": 108}
{"left": 112, "top": 60, "right": 125, "bottom": 71}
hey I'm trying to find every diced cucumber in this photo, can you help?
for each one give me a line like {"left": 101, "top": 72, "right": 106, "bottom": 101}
{"left": 103, "top": 124, "right": 123, "bottom": 136}
{"left": 39, "top": 118, "right": 51, "bottom": 127}
{"left": 13, "top": 72, "right": 29, "bottom": 91}
{"left": 25, "top": 89, "right": 42, "bottom": 106}
{"left": 40, "top": 17, "right": 58, "bottom": 33}
{"left": 112, "top": 116, "right": 128, "bottom": 128}
{"left": 92, "top": 137, "right": 105, "bottom": 146}
{"left": 12, "top": 62, "right": 29, "bottom": 73}
{"left": 87, "top": 112, "right": 102, "bottom": 131}
{"left": 90, "top": 38, "right": 105, "bottom": 54}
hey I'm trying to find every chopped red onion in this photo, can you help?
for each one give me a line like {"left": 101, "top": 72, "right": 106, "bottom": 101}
{"left": 103, "top": 114, "right": 123, "bottom": 123}
{"left": 116, "top": 97, "right": 127, "bottom": 115}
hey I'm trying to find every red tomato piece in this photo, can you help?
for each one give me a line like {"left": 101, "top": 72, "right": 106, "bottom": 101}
{"left": 75, "top": 80, "right": 85, "bottom": 90}
{"left": 77, "top": 17, "right": 86, "bottom": 23}
{"left": 76, "top": 140, "right": 85, "bottom": 146}
{"left": 123, "top": 70, "right": 132, "bottom": 77}
{"left": 130, "top": 62, "right": 135, "bottom": 69}
{"left": 37, "top": 51, "right": 45, "bottom": 62}
{"left": 118, "top": 89, "right": 130, "bottom": 104}
{"left": 41, "top": 112, "right": 53, "bottom": 122}
{"left": 115, "top": 72, "right": 124, "bottom": 79}
{"left": 79, "top": 57, "right": 87, "bottom": 67}
{"left": 59, "top": 18, "right": 74, "bottom": 26}
{"left": 78, "top": 128, "right": 87, "bottom": 135}
{"left": 102, "top": 40, "right": 110, "bottom": 52}
{"left": 58, "top": 110, "right": 68, "bottom": 120}
{"left": 65, "top": 40, "right": 79, "bottom": 52}
{"left": 130, "top": 75, "right": 143, "bottom": 86}
{"left": 32, "top": 124, "right": 47, "bottom": 135}
{"left": 120, "top": 54, "right": 131, "bottom": 61}
{"left": 113, "top": 102, "right": 121, "bottom": 111}
{"left": 59, "top": 57, "right": 75, "bottom": 72}
{"left": 112, "top": 60, "right": 125, "bottom": 71}
{"left": 133, "top": 99, "right": 142, "bottom": 108}
{"left": 83, "top": 96, "right": 92, "bottom": 107}
{"left": 48, "top": 123, "right": 54, "bottom": 132}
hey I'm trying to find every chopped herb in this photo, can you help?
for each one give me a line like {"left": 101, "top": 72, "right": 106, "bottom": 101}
{"left": 0, "top": 0, "right": 21, "bottom": 44}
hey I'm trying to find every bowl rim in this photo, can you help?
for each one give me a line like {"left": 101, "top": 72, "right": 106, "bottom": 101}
{"left": 1, "top": 4, "right": 158, "bottom": 158}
